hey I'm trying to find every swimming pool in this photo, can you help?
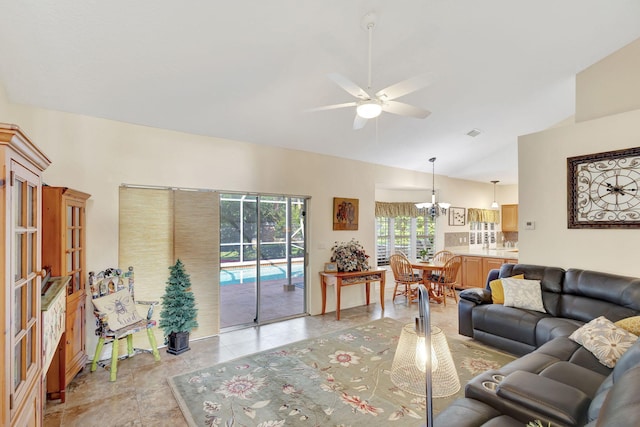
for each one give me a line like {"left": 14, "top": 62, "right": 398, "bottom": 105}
{"left": 220, "top": 263, "right": 304, "bottom": 285}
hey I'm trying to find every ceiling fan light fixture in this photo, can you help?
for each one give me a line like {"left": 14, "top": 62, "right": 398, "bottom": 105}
{"left": 356, "top": 100, "right": 382, "bottom": 119}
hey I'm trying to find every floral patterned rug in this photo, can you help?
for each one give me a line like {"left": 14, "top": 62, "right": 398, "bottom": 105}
{"left": 168, "top": 318, "right": 515, "bottom": 427}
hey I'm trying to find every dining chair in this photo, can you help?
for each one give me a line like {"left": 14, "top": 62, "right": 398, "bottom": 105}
{"left": 433, "top": 250, "right": 455, "bottom": 264}
{"left": 426, "top": 250, "right": 455, "bottom": 283}
{"left": 429, "top": 256, "right": 462, "bottom": 306}
{"left": 389, "top": 253, "right": 423, "bottom": 304}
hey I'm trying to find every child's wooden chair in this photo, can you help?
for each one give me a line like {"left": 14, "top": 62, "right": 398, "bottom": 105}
{"left": 89, "top": 267, "right": 160, "bottom": 381}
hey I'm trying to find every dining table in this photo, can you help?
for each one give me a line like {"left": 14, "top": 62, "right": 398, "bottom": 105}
{"left": 410, "top": 260, "right": 446, "bottom": 303}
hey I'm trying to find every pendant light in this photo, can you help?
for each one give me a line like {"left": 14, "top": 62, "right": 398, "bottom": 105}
{"left": 415, "top": 157, "right": 450, "bottom": 217}
{"left": 490, "top": 180, "right": 499, "bottom": 209}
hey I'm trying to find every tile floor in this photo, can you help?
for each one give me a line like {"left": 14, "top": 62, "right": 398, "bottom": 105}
{"left": 43, "top": 280, "right": 464, "bottom": 426}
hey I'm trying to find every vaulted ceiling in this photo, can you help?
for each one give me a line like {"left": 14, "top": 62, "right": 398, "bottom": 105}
{"left": 1, "top": 1, "right": 639, "bottom": 184}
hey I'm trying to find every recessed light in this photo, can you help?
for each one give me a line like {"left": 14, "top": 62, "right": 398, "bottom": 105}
{"left": 466, "top": 128, "right": 482, "bottom": 137}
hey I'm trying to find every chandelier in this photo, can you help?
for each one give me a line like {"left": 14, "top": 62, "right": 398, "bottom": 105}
{"left": 415, "top": 157, "right": 450, "bottom": 217}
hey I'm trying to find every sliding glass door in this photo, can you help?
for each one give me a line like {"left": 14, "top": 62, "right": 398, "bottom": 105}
{"left": 220, "top": 194, "right": 307, "bottom": 329}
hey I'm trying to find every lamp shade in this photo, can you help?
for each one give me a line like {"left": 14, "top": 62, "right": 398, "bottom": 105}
{"left": 390, "top": 324, "right": 460, "bottom": 397}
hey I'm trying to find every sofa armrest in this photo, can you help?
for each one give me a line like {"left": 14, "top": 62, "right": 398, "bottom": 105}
{"left": 459, "top": 288, "right": 492, "bottom": 305}
{"left": 458, "top": 288, "right": 492, "bottom": 338}
{"left": 485, "top": 268, "right": 500, "bottom": 289}
{"left": 497, "top": 370, "right": 590, "bottom": 426}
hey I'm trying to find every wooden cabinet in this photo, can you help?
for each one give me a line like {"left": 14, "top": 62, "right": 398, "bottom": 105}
{"left": 501, "top": 204, "right": 518, "bottom": 232}
{"left": 459, "top": 256, "right": 517, "bottom": 288}
{"left": 42, "top": 187, "right": 90, "bottom": 399}
{"left": 460, "top": 256, "right": 484, "bottom": 289}
{"left": 1, "top": 124, "right": 51, "bottom": 427}
{"left": 482, "top": 257, "right": 506, "bottom": 282}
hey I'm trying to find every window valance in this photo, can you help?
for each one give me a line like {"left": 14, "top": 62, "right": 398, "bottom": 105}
{"left": 375, "top": 201, "right": 421, "bottom": 218}
{"left": 467, "top": 208, "right": 500, "bottom": 224}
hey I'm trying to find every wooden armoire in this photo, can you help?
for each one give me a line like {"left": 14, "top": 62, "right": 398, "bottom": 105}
{"left": 1, "top": 124, "right": 51, "bottom": 427}
{"left": 42, "top": 187, "right": 90, "bottom": 399}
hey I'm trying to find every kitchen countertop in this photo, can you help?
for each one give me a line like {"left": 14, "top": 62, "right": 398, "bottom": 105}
{"left": 445, "top": 246, "right": 519, "bottom": 260}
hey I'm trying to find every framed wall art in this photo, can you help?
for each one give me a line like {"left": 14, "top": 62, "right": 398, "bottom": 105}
{"left": 448, "top": 207, "right": 466, "bottom": 226}
{"left": 333, "top": 197, "right": 359, "bottom": 230}
{"left": 567, "top": 147, "right": 640, "bottom": 228}
{"left": 324, "top": 262, "right": 338, "bottom": 273}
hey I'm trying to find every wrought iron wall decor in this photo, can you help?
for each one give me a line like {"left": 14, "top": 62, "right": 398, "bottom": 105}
{"left": 567, "top": 147, "right": 640, "bottom": 228}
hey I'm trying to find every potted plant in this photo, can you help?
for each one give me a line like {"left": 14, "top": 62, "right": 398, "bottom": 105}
{"left": 159, "top": 259, "right": 198, "bottom": 355}
{"left": 330, "top": 239, "right": 370, "bottom": 272}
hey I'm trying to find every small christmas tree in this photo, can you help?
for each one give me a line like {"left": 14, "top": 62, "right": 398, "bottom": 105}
{"left": 159, "top": 259, "right": 198, "bottom": 351}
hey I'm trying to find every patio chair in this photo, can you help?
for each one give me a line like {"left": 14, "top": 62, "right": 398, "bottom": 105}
{"left": 89, "top": 267, "right": 161, "bottom": 381}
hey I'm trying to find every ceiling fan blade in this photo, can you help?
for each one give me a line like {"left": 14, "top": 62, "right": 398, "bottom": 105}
{"left": 328, "top": 73, "right": 370, "bottom": 100}
{"left": 353, "top": 114, "right": 368, "bottom": 130}
{"left": 382, "top": 101, "right": 431, "bottom": 119}
{"left": 305, "top": 102, "right": 357, "bottom": 113}
{"left": 375, "top": 72, "right": 435, "bottom": 101}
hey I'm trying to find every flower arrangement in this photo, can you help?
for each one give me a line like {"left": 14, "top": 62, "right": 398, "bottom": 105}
{"left": 330, "top": 239, "right": 370, "bottom": 272}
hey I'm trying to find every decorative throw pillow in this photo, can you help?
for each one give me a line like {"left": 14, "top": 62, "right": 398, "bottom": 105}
{"left": 615, "top": 316, "right": 640, "bottom": 336}
{"left": 501, "top": 277, "right": 546, "bottom": 313}
{"left": 92, "top": 290, "right": 143, "bottom": 331}
{"left": 569, "top": 316, "right": 638, "bottom": 368}
{"left": 489, "top": 274, "right": 525, "bottom": 304}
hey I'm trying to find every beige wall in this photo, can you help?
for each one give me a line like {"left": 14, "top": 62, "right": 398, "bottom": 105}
{"left": 0, "top": 106, "right": 368, "bottom": 314}
{"left": 0, "top": 90, "right": 501, "bottom": 341}
{"left": 519, "top": 37, "right": 640, "bottom": 276}
{"left": 576, "top": 38, "right": 640, "bottom": 122}
{"left": 1, "top": 79, "right": 511, "bottom": 356}
{"left": 519, "top": 110, "right": 640, "bottom": 276}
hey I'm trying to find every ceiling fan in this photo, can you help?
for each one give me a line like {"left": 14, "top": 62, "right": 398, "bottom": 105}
{"left": 308, "top": 11, "right": 433, "bottom": 130}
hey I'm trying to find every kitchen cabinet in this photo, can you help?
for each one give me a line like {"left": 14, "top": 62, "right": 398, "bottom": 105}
{"left": 460, "top": 256, "right": 484, "bottom": 289}
{"left": 482, "top": 257, "right": 508, "bottom": 282}
{"left": 0, "top": 124, "right": 51, "bottom": 427}
{"left": 455, "top": 254, "right": 518, "bottom": 289}
{"left": 42, "top": 187, "right": 90, "bottom": 400}
{"left": 501, "top": 204, "right": 518, "bottom": 232}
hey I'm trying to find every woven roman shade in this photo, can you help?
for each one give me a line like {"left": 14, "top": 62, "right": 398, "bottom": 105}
{"left": 375, "top": 201, "right": 422, "bottom": 218}
{"left": 174, "top": 190, "right": 220, "bottom": 338}
{"left": 119, "top": 187, "right": 220, "bottom": 347}
{"left": 467, "top": 208, "right": 500, "bottom": 224}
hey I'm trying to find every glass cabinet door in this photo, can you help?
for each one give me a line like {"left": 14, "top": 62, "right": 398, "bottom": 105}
{"left": 10, "top": 160, "right": 41, "bottom": 412}
{"left": 66, "top": 200, "right": 85, "bottom": 295}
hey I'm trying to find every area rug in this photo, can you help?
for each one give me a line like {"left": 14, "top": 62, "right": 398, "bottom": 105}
{"left": 168, "top": 318, "right": 515, "bottom": 426}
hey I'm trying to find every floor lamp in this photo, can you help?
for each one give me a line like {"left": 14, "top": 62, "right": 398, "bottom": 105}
{"left": 390, "top": 284, "right": 460, "bottom": 426}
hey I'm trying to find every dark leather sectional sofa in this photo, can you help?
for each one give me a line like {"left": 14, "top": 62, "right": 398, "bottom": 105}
{"left": 434, "top": 263, "right": 640, "bottom": 426}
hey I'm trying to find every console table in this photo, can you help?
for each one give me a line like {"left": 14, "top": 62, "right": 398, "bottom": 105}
{"left": 319, "top": 269, "right": 386, "bottom": 320}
